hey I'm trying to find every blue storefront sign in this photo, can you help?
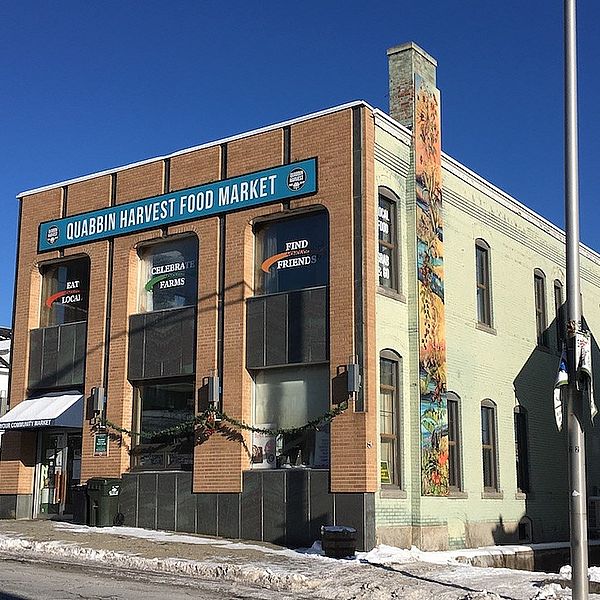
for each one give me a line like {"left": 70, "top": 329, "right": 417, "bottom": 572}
{"left": 38, "top": 158, "right": 317, "bottom": 252}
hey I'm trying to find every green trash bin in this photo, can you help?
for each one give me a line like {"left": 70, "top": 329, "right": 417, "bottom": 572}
{"left": 87, "top": 478, "right": 121, "bottom": 527}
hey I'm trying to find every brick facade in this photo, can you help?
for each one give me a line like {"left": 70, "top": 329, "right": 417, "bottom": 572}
{"left": 2, "top": 105, "right": 380, "bottom": 511}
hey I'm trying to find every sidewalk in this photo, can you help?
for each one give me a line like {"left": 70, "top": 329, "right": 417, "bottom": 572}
{"left": 0, "top": 519, "right": 584, "bottom": 599}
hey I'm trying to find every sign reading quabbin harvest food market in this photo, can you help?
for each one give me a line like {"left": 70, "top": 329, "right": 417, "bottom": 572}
{"left": 38, "top": 159, "right": 317, "bottom": 252}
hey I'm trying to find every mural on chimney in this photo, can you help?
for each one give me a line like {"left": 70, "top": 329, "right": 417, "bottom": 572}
{"left": 415, "top": 74, "right": 449, "bottom": 496}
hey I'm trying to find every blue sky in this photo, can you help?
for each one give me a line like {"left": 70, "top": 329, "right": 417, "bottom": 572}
{"left": 1, "top": 1, "right": 599, "bottom": 326}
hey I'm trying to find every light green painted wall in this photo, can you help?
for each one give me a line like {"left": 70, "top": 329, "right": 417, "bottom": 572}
{"left": 373, "top": 115, "right": 600, "bottom": 548}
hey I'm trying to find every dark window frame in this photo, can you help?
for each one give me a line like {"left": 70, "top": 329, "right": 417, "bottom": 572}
{"left": 253, "top": 209, "right": 329, "bottom": 297}
{"left": 475, "top": 239, "right": 493, "bottom": 327}
{"left": 378, "top": 190, "right": 400, "bottom": 292}
{"left": 534, "top": 269, "right": 548, "bottom": 347}
{"left": 514, "top": 405, "right": 530, "bottom": 493}
{"left": 554, "top": 279, "right": 565, "bottom": 350}
{"left": 447, "top": 391, "right": 462, "bottom": 491}
{"left": 130, "top": 376, "right": 196, "bottom": 472}
{"left": 39, "top": 256, "right": 91, "bottom": 328}
{"left": 379, "top": 349, "right": 402, "bottom": 488}
{"left": 481, "top": 399, "right": 499, "bottom": 492}
{"left": 137, "top": 234, "right": 199, "bottom": 314}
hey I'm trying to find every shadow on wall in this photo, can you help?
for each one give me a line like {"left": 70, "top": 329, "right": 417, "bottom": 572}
{"left": 511, "top": 312, "right": 600, "bottom": 544}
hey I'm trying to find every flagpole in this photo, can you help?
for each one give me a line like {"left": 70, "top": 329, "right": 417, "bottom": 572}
{"left": 564, "top": 0, "right": 588, "bottom": 598}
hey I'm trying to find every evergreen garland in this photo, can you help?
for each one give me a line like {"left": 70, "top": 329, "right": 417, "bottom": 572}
{"left": 100, "top": 403, "right": 347, "bottom": 441}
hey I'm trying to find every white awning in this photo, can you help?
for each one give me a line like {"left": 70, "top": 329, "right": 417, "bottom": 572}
{"left": 0, "top": 392, "right": 84, "bottom": 430}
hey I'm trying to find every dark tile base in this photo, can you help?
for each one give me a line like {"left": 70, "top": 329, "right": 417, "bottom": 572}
{"left": 118, "top": 470, "right": 375, "bottom": 550}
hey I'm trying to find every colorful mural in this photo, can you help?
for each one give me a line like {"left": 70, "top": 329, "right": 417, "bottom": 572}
{"left": 414, "top": 75, "right": 448, "bottom": 496}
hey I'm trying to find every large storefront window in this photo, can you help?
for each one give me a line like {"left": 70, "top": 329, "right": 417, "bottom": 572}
{"left": 139, "top": 237, "right": 198, "bottom": 312}
{"left": 252, "top": 365, "right": 330, "bottom": 469}
{"left": 254, "top": 211, "right": 328, "bottom": 295}
{"left": 40, "top": 258, "right": 90, "bottom": 327}
{"left": 250, "top": 211, "right": 330, "bottom": 470}
{"left": 131, "top": 379, "right": 195, "bottom": 471}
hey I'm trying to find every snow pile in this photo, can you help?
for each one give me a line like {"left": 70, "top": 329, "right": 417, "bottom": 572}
{"left": 456, "top": 592, "right": 503, "bottom": 600}
{"left": 560, "top": 563, "right": 600, "bottom": 583}
{"left": 54, "top": 522, "right": 318, "bottom": 560}
{"left": 531, "top": 583, "right": 564, "bottom": 599}
{"left": 0, "top": 534, "right": 314, "bottom": 591}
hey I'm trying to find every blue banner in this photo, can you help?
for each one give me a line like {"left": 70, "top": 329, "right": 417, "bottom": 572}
{"left": 38, "top": 159, "right": 317, "bottom": 251}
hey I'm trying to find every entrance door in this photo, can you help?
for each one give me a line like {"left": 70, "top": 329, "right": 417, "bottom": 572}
{"left": 36, "top": 431, "right": 82, "bottom": 517}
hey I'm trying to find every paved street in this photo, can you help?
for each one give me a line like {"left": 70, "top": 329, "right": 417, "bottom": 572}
{"left": 0, "top": 555, "right": 311, "bottom": 600}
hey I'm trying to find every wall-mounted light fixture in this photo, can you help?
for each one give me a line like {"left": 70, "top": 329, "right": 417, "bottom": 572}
{"left": 347, "top": 355, "right": 361, "bottom": 395}
{"left": 207, "top": 370, "right": 220, "bottom": 412}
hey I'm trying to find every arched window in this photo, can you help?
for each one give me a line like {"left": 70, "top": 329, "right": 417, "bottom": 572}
{"left": 379, "top": 350, "right": 402, "bottom": 487}
{"left": 447, "top": 391, "right": 462, "bottom": 491}
{"left": 378, "top": 188, "right": 400, "bottom": 292}
{"left": 534, "top": 269, "right": 548, "bottom": 347}
{"left": 554, "top": 280, "right": 565, "bottom": 350}
{"left": 514, "top": 406, "right": 530, "bottom": 493}
{"left": 40, "top": 256, "right": 90, "bottom": 327}
{"left": 481, "top": 399, "right": 499, "bottom": 492}
{"left": 475, "top": 239, "right": 492, "bottom": 327}
{"left": 138, "top": 236, "right": 198, "bottom": 313}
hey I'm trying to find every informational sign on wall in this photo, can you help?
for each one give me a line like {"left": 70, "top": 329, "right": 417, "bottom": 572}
{"left": 38, "top": 159, "right": 317, "bottom": 252}
{"left": 94, "top": 433, "right": 109, "bottom": 457}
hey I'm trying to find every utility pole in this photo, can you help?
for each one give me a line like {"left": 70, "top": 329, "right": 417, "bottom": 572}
{"left": 564, "top": 1, "right": 589, "bottom": 598}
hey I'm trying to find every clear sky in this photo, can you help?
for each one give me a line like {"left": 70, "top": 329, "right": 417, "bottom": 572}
{"left": 1, "top": 1, "right": 599, "bottom": 326}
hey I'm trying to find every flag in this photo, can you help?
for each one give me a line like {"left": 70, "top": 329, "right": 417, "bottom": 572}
{"left": 553, "top": 332, "right": 597, "bottom": 431}
{"left": 554, "top": 349, "right": 568, "bottom": 431}
{"left": 576, "top": 330, "right": 598, "bottom": 421}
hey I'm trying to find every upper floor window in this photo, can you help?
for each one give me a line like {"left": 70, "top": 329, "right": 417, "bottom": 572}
{"left": 138, "top": 236, "right": 198, "bottom": 313}
{"left": 514, "top": 405, "right": 530, "bottom": 493}
{"left": 481, "top": 399, "right": 499, "bottom": 492}
{"left": 378, "top": 191, "right": 399, "bottom": 291}
{"left": 534, "top": 269, "right": 548, "bottom": 346}
{"left": 40, "top": 257, "right": 90, "bottom": 327}
{"left": 475, "top": 240, "right": 492, "bottom": 327}
{"left": 379, "top": 350, "right": 402, "bottom": 487}
{"left": 254, "top": 211, "right": 328, "bottom": 296}
{"left": 447, "top": 392, "right": 462, "bottom": 491}
{"left": 554, "top": 280, "right": 565, "bottom": 350}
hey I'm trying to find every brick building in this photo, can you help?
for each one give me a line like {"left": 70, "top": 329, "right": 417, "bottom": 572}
{"left": 1, "top": 42, "right": 599, "bottom": 551}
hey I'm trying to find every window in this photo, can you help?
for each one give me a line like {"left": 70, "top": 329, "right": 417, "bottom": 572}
{"left": 554, "top": 280, "right": 565, "bottom": 350}
{"left": 378, "top": 191, "right": 399, "bottom": 291}
{"left": 514, "top": 406, "right": 530, "bottom": 493}
{"left": 250, "top": 211, "right": 330, "bottom": 470}
{"left": 252, "top": 365, "right": 330, "bottom": 468}
{"left": 481, "top": 399, "right": 499, "bottom": 492}
{"left": 475, "top": 240, "right": 492, "bottom": 327}
{"left": 447, "top": 392, "right": 462, "bottom": 491}
{"left": 379, "top": 351, "right": 401, "bottom": 486}
{"left": 534, "top": 269, "right": 548, "bottom": 346}
{"left": 131, "top": 379, "right": 195, "bottom": 470}
{"left": 138, "top": 236, "right": 198, "bottom": 313}
{"left": 40, "top": 257, "right": 90, "bottom": 327}
{"left": 254, "top": 211, "right": 328, "bottom": 296}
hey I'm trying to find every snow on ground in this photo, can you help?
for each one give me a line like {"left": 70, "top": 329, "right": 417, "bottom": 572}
{"left": 0, "top": 534, "right": 313, "bottom": 591}
{"left": 1, "top": 522, "right": 598, "bottom": 598}
{"left": 55, "top": 522, "right": 302, "bottom": 557}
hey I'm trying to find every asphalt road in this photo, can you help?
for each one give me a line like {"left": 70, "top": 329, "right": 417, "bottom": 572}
{"left": 0, "top": 554, "right": 312, "bottom": 600}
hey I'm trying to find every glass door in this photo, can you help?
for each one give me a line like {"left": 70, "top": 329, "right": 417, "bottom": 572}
{"left": 37, "top": 432, "right": 66, "bottom": 516}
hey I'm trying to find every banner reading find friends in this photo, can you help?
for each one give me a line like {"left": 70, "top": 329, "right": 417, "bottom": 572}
{"left": 38, "top": 159, "right": 317, "bottom": 252}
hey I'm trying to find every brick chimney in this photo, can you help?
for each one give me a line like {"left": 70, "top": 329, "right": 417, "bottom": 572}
{"left": 387, "top": 42, "right": 438, "bottom": 129}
